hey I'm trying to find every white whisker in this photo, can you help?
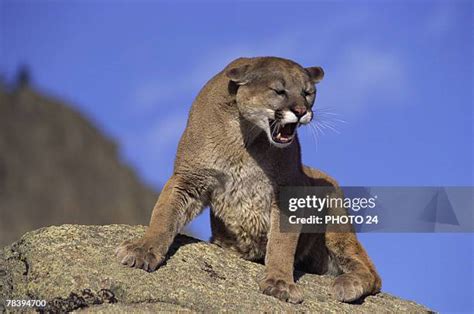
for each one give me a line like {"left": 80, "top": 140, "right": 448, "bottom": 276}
{"left": 314, "top": 122, "right": 326, "bottom": 135}
{"left": 319, "top": 121, "right": 341, "bottom": 134}
{"left": 307, "top": 123, "right": 320, "bottom": 150}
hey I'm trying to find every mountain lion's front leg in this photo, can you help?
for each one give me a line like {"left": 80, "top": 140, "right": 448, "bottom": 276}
{"left": 115, "top": 174, "right": 205, "bottom": 272}
{"left": 259, "top": 202, "right": 303, "bottom": 304}
{"left": 325, "top": 231, "right": 381, "bottom": 302}
{"left": 303, "top": 166, "right": 381, "bottom": 302}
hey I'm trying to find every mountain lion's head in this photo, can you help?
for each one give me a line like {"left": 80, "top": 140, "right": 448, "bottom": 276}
{"left": 226, "top": 57, "right": 324, "bottom": 148}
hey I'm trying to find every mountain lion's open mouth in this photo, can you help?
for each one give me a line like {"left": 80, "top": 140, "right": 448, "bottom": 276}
{"left": 268, "top": 119, "right": 298, "bottom": 145}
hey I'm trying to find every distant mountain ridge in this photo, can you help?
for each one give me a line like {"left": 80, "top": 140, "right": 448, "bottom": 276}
{"left": 0, "top": 82, "right": 159, "bottom": 247}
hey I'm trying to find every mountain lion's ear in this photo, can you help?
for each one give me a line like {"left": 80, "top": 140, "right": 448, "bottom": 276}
{"left": 306, "top": 66, "right": 324, "bottom": 84}
{"left": 226, "top": 64, "right": 251, "bottom": 85}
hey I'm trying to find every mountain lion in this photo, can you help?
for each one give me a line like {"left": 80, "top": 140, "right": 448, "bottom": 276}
{"left": 115, "top": 56, "right": 381, "bottom": 303}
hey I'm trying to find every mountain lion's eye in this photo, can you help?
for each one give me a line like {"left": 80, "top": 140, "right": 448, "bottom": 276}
{"left": 303, "top": 90, "right": 315, "bottom": 97}
{"left": 271, "top": 88, "right": 286, "bottom": 96}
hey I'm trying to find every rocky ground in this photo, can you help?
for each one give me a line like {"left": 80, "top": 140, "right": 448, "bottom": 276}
{"left": 0, "top": 225, "right": 432, "bottom": 312}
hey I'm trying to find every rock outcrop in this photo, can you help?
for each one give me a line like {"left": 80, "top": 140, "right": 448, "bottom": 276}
{"left": 0, "top": 225, "right": 431, "bottom": 312}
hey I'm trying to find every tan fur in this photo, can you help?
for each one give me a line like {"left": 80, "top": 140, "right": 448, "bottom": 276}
{"left": 115, "top": 57, "right": 381, "bottom": 303}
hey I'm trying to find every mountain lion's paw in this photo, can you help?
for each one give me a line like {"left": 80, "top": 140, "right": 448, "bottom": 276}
{"left": 259, "top": 276, "right": 303, "bottom": 304}
{"left": 331, "top": 273, "right": 365, "bottom": 302}
{"left": 115, "top": 238, "right": 164, "bottom": 272}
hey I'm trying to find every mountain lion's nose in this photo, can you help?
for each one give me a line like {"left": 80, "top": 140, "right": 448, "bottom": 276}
{"left": 291, "top": 106, "right": 307, "bottom": 119}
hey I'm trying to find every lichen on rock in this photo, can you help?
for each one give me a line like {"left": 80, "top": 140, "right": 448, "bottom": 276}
{"left": 0, "top": 225, "right": 432, "bottom": 312}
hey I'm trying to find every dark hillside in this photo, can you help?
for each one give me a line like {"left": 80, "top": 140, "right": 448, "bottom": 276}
{"left": 0, "top": 82, "right": 158, "bottom": 247}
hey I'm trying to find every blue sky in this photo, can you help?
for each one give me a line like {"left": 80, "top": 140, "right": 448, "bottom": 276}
{"left": 2, "top": 1, "right": 473, "bottom": 312}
